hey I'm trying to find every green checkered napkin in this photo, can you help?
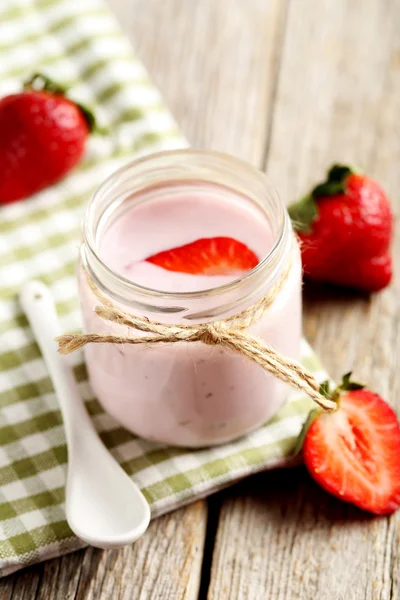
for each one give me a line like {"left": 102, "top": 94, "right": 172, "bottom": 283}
{"left": 0, "top": 0, "right": 328, "bottom": 577}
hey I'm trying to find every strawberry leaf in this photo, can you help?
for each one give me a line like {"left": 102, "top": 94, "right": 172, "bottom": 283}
{"left": 339, "top": 372, "right": 365, "bottom": 392}
{"left": 288, "top": 163, "right": 360, "bottom": 233}
{"left": 24, "top": 73, "right": 67, "bottom": 95}
{"left": 327, "top": 164, "right": 355, "bottom": 182}
{"left": 74, "top": 102, "right": 97, "bottom": 133}
{"left": 312, "top": 165, "right": 354, "bottom": 198}
{"left": 292, "top": 408, "right": 321, "bottom": 456}
{"left": 24, "top": 73, "right": 97, "bottom": 133}
{"left": 288, "top": 194, "right": 318, "bottom": 233}
{"left": 311, "top": 180, "right": 347, "bottom": 198}
{"left": 319, "top": 380, "right": 332, "bottom": 398}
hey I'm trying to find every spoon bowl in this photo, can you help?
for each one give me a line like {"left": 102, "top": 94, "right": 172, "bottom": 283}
{"left": 66, "top": 432, "right": 150, "bottom": 548}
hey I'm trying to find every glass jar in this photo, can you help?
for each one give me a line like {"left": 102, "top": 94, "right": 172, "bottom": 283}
{"left": 79, "top": 150, "right": 302, "bottom": 447}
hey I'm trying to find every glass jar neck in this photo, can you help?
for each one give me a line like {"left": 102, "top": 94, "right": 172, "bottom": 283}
{"left": 82, "top": 150, "right": 293, "bottom": 324}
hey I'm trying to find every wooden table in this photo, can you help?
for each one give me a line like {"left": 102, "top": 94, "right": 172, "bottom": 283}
{"left": 1, "top": 0, "right": 399, "bottom": 598}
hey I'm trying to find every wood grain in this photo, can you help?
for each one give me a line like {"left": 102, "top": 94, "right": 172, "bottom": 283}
{"left": 208, "top": 468, "right": 399, "bottom": 600}
{"left": 0, "top": 502, "right": 207, "bottom": 600}
{"left": 208, "top": 0, "right": 400, "bottom": 598}
{"left": 112, "top": 0, "right": 287, "bottom": 164}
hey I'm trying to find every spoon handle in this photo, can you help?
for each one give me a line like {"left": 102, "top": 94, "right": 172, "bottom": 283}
{"left": 19, "top": 281, "right": 95, "bottom": 449}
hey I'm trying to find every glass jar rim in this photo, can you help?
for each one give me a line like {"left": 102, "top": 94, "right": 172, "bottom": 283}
{"left": 82, "top": 149, "right": 292, "bottom": 312}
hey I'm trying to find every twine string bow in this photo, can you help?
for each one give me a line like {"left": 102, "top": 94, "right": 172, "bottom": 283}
{"left": 57, "top": 264, "right": 336, "bottom": 412}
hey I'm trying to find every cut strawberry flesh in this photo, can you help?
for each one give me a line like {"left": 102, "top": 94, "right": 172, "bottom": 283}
{"left": 146, "top": 237, "right": 259, "bottom": 276}
{"left": 303, "top": 390, "right": 400, "bottom": 514}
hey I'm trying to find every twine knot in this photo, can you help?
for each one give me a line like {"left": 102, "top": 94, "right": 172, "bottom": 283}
{"left": 198, "top": 322, "right": 227, "bottom": 346}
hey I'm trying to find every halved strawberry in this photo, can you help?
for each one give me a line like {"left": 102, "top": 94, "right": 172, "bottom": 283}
{"left": 146, "top": 237, "right": 259, "bottom": 276}
{"left": 302, "top": 374, "right": 400, "bottom": 515}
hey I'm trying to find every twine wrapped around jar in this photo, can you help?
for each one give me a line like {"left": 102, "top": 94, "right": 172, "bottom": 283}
{"left": 57, "top": 260, "right": 336, "bottom": 412}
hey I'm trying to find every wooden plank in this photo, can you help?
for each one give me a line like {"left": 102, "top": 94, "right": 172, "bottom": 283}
{"left": 115, "top": 0, "right": 288, "bottom": 164}
{"left": 208, "top": 0, "right": 400, "bottom": 598}
{"left": 0, "top": 0, "right": 285, "bottom": 596}
{"left": 0, "top": 502, "right": 207, "bottom": 600}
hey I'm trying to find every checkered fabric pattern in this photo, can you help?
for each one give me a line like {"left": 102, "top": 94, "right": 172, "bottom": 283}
{"left": 0, "top": 0, "right": 328, "bottom": 576}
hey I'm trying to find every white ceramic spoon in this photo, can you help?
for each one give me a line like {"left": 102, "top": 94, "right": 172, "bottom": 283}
{"left": 20, "top": 280, "right": 150, "bottom": 550}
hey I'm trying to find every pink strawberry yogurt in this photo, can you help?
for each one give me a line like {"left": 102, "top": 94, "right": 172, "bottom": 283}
{"left": 79, "top": 151, "right": 302, "bottom": 447}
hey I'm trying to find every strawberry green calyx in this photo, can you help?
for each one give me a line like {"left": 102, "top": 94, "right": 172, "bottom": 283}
{"left": 24, "top": 73, "right": 67, "bottom": 95}
{"left": 292, "top": 372, "right": 364, "bottom": 456}
{"left": 334, "top": 371, "right": 364, "bottom": 397}
{"left": 292, "top": 380, "right": 334, "bottom": 456}
{"left": 292, "top": 408, "right": 322, "bottom": 456}
{"left": 287, "top": 192, "right": 318, "bottom": 234}
{"left": 72, "top": 103, "right": 96, "bottom": 133}
{"left": 318, "top": 379, "right": 332, "bottom": 398}
{"left": 312, "top": 165, "right": 355, "bottom": 197}
{"left": 318, "top": 372, "right": 364, "bottom": 403}
{"left": 24, "top": 73, "right": 96, "bottom": 132}
{"left": 288, "top": 164, "right": 360, "bottom": 233}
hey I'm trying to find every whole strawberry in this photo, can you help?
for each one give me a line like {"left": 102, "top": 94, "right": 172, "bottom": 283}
{"left": 288, "top": 165, "right": 393, "bottom": 292}
{"left": 0, "top": 74, "right": 94, "bottom": 204}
